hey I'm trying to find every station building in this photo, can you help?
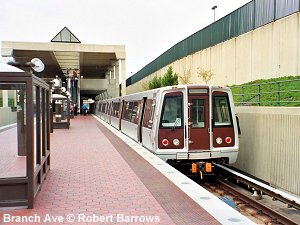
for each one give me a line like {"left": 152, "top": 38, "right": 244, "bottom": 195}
{"left": 1, "top": 27, "right": 126, "bottom": 106}
{"left": 0, "top": 27, "right": 126, "bottom": 207}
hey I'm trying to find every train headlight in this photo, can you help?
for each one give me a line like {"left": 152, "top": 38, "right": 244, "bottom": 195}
{"left": 216, "top": 137, "right": 222, "bottom": 144}
{"left": 162, "top": 139, "right": 169, "bottom": 146}
{"left": 173, "top": 138, "right": 180, "bottom": 146}
{"left": 225, "top": 137, "right": 232, "bottom": 144}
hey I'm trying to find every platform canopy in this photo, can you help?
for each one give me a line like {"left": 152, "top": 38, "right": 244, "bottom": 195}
{"left": 1, "top": 27, "right": 125, "bottom": 80}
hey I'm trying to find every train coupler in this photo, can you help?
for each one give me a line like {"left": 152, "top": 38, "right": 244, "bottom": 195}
{"left": 191, "top": 162, "right": 214, "bottom": 179}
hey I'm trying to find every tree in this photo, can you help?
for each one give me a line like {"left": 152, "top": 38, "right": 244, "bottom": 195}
{"left": 197, "top": 68, "right": 214, "bottom": 84}
{"left": 161, "top": 66, "right": 178, "bottom": 87}
{"left": 147, "top": 66, "right": 179, "bottom": 90}
{"left": 148, "top": 75, "right": 162, "bottom": 89}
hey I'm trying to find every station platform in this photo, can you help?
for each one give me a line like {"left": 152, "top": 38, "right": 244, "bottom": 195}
{"left": 0, "top": 115, "right": 254, "bottom": 225}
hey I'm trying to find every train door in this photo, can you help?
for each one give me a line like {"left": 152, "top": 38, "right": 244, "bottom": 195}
{"left": 105, "top": 102, "right": 109, "bottom": 122}
{"left": 119, "top": 100, "right": 124, "bottom": 130}
{"left": 188, "top": 88, "right": 210, "bottom": 151}
{"left": 137, "top": 97, "right": 147, "bottom": 143}
{"left": 108, "top": 102, "right": 111, "bottom": 124}
{"left": 141, "top": 97, "right": 156, "bottom": 151}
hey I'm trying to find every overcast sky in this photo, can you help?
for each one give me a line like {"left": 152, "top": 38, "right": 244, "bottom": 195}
{"left": 0, "top": 0, "right": 251, "bottom": 78}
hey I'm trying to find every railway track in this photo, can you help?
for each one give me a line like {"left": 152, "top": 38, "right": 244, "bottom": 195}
{"left": 198, "top": 163, "right": 300, "bottom": 224}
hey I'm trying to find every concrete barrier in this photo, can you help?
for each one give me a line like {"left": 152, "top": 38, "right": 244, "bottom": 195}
{"left": 127, "top": 13, "right": 300, "bottom": 94}
{"left": 234, "top": 106, "right": 300, "bottom": 196}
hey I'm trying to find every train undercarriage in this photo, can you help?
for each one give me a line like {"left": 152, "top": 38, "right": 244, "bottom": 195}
{"left": 167, "top": 158, "right": 229, "bottom": 179}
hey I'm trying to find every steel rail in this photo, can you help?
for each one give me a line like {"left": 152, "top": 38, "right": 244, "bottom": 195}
{"left": 212, "top": 163, "right": 300, "bottom": 224}
{"left": 214, "top": 179, "right": 298, "bottom": 225}
{"left": 213, "top": 163, "right": 300, "bottom": 210}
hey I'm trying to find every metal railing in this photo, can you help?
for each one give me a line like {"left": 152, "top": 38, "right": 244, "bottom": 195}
{"left": 231, "top": 79, "right": 300, "bottom": 106}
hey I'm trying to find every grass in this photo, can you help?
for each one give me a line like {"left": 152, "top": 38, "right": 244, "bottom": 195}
{"left": 230, "top": 76, "right": 300, "bottom": 106}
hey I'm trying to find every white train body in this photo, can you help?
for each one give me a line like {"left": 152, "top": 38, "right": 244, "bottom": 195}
{"left": 96, "top": 85, "right": 239, "bottom": 165}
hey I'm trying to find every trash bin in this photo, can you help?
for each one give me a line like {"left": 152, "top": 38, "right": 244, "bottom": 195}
{"left": 55, "top": 115, "right": 61, "bottom": 122}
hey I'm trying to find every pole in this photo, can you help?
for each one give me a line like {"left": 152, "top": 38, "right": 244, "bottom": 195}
{"left": 212, "top": 5, "right": 217, "bottom": 22}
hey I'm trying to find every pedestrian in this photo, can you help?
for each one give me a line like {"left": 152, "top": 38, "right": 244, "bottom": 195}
{"left": 82, "top": 104, "right": 87, "bottom": 116}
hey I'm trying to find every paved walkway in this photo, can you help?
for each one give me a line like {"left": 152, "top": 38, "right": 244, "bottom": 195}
{"left": 0, "top": 115, "right": 218, "bottom": 225}
{"left": 0, "top": 126, "right": 26, "bottom": 178}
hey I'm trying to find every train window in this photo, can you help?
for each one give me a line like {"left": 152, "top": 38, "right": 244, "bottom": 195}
{"left": 123, "top": 101, "right": 139, "bottom": 124}
{"left": 148, "top": 100, "right": 155, "bottom": 127}
{"left": 110, "top": 103, "right": 113, "bottom": 115}
{"left": 188, "top": 89, "right": 208, "bottom": 94}
{"left": 112, "top": 102, "right": 121, "bottom": 117}
{"left": 107, "top": 103, "right": 111, "bottom": 115}
{"left": 128, "top": 102, "right": 134, "bottom": 121}
{"left": 191, "top": 99, "right": 205, "bottom": 128}
{"left": 143, "top": 99, "right": 155, "bottom": 128}
{"left": 131, "top": 101, "right": 139, "bottom": 123}
{"left": 101, "top": 103, "right": 106, "bottom": 113}
{"left": 160, "top": 95, "right": 183, "bottom": 128}
{"left": 123, "top": 101, "right": 131, "bottom": 120}
{"left": 213, "top": 96, "right": 232, "bottom": 127}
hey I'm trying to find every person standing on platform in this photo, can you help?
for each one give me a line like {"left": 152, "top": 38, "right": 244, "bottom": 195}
{"left": 82, "top": 104, "right": 87, "bottom": 116}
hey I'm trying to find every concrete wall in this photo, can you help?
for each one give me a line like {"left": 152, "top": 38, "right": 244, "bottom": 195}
{"left": 127, "top": 13, "right": 300, "bottom": 94}
{"left": 0, "top": 107, "right": 17, "bottom": 127}
{"left": 234, "top": 107, "right": 300, "bottom": 196}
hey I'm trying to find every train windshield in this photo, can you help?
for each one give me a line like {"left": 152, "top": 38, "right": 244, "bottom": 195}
{"left": 160, "top": 95, "right": 183, "bottom": 128}
{"left": 213, "top": 96, "right": 232, "bottom": 127}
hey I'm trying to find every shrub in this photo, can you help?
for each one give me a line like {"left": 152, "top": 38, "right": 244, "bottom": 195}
{"left": 161, "top": 66, "right": 178, "bottom": 87}
{"left": 197, "top": 68, "right": 214, "bottom": 84}
{"left": 148, "top": 75, "right": 162, "bottom": 89}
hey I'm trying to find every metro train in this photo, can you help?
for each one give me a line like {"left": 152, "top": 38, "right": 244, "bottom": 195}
{"left": 95, "top": 84, "right": 239, "bottom": 177}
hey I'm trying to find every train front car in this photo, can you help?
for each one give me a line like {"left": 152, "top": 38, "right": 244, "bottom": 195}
{"left": 154, "top": 85, "right": 238, "bottom": 177}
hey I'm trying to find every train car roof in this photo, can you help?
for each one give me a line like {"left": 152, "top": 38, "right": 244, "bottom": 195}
{"left": 97, "top": 84, "right": 231, "bottom": 102}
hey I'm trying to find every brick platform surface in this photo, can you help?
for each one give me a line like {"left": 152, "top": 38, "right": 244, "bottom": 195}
{"left": 0, "top": 127, "right": 26, "bottom": 178}
{"left": 0, "top": 115, "right": 219, "bottom": 225}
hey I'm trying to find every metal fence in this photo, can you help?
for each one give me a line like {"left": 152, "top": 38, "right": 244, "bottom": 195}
{"left": 127, "top": 0, "right": 300, "bottom": 87}
{"left": 231, "top": 78, "right": 300, "bottom": 106}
